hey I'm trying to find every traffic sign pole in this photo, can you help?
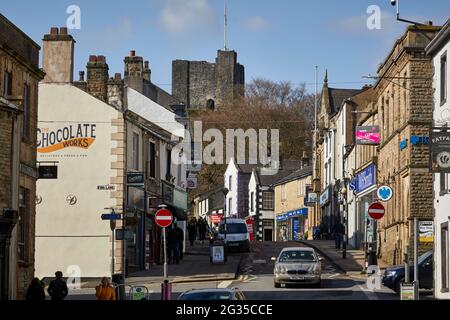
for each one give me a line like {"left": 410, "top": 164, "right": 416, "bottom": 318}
{"left": 163, "top": 226, "right": 168, "bottom": 281}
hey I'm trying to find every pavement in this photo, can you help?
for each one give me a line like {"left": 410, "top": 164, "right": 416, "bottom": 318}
{"left": 75, "top": 241, "right": 242, "bottom": 290}
{"left": 299, "top": 240, "right": 388, "bottom": 278}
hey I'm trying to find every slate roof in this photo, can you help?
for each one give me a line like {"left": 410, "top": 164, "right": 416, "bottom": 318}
{"left": 273, "top": 166, "right": 313, "bottom": 186}
{"left": 252, "top": 160, "right": 303, "bottom": 186}
{"left": 328, "top": 88, "right": 361, "bottom": 115}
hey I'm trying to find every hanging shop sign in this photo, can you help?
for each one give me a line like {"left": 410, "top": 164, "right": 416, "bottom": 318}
{"left": 320, "top": 187, "right": 331, "bottom": 207}
{"left": 127, "top": 172, "right": 145, "bottom": 188}
{"left": 430, "top": 127, "right": 450, "bottom": 173}
{"left": 355, "top": 164, "right": 376, "bottom": 195}
{"left": 419, "top": 221, "right": 434, "bottom": 243}
{"left": 356, "top": 126, "right": 380, "bottom": 145}
{"left": 305, "top": 187, "right": 318, "bottom": 207}
{"left": 377, "top": 186, "right": 393, "bottom": 202}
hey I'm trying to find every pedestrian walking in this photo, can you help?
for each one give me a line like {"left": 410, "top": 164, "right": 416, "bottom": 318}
{"left": 95, "top": 277, "right": 116, "bottom": 300}
{"left": 168, "top": 225, "right": 180, "bottom": 264}
{"left": 26, "top": 278, "right": 46, "bottom": 301}
{"left": 47, "top": 271, "right": 68, "bottom": 301}
{"left": 332, "top": 221, "right": 345, "bottom": 250}
{"left": 174, "top": 223, "right": 184, "bottom": 260}
{"left": 198, "top": 218, "right": 207, "bottom": 242}
{"left": 188, "top": 218, "right": 197, "bottom": 247}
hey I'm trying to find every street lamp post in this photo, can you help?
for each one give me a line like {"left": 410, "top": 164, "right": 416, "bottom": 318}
{"left": 222, "top": 188, "right": 229, "bottom": 242}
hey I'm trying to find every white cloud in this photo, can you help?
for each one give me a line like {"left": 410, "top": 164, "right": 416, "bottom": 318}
{"left": 159, "top": 0, "right": 217, "bottom": 34}
{"left": 244, "top": 16, "right": 270, "bottom": 32}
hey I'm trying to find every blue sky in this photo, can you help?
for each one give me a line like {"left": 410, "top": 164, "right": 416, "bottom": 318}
{"left": 1, "top": 0, "right": 449, "bottom": 93}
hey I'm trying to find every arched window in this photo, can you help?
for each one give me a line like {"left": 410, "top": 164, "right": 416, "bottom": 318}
{"left": 206, "top": 99, "right": 215, "bottom": 111}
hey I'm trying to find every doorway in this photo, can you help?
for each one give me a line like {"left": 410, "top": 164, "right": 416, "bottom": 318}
{"left": 264, "top": 228, "right": 273, "bottom": 242}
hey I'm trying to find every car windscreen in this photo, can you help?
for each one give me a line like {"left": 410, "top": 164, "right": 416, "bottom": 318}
{"left": 418, "top": 251, "right": 432, "bottom": 265}
{"left": 278, "top": 250, "right": 317, "bottom": 263}
{"left": 180, "top": 292, "right": 233, "bottom": 300}
{"left": 219, "top": 223, "right": 247, "bottom": 234}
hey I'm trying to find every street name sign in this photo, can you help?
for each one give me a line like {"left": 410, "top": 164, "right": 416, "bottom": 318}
{"left": 101, "top": 214, "right": 122, "bottom": 220}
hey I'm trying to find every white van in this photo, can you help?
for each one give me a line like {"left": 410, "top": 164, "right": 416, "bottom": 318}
{"left": 218, "top": 218, "right": 251, "bottom": 252}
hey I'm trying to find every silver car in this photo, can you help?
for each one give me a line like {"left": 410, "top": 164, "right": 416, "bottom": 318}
{"left": 178, "top": 288, "right": 246, "bottom": 300}
{"left": 272, "top": 247, "right": 322, "bottom": 288}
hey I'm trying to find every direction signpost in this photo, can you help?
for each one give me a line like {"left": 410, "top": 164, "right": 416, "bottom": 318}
{"left": 101, "top": 212, "right": 122, "bottom": 278}
{"left": 155, "top": 208, "right": 174, "bottom": 300}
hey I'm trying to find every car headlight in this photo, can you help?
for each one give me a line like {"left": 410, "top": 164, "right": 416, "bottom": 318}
{"left": 275, "top": 266, "right": 287, "bottom": 274}
{"left": 311, "top": 265, "right": 321, "bottom": 275}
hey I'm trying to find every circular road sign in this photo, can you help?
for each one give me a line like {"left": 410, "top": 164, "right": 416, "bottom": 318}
{"left": 155, "top": 209, "right": 174, "bottom": 228}
{"left": 368, "top": 202, "right": 385, "bottom": 220}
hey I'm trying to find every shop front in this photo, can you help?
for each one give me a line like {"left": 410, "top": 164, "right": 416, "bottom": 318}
{"left": 320, "top": 186, "right": 332, "bottom": 236}
{"left": 277, "top": 208, "right": 309, "bottom": 241}
{"left": 354, "top": 163, "right": 377, "bottom": 251}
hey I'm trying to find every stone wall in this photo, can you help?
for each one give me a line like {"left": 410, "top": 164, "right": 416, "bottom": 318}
{"left": 376, "top": 26, "right": 439, "bottom": 267}
{"left": 0, "top": 111, "right": 13, "bottom": 210}
{"left": 172, "top": 50, "right": 245, "bottom": 110}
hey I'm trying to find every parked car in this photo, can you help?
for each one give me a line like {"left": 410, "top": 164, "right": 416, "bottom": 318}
{"left": 382, "top": 250, "right": 433, "bottom": 294}
{"left": 218, "top": 219, "right": 251, "bottom": 252}
{"left": 272, "top": 247, "right": 322, "bottom": 288}
{"left": 178, "top": 288, "right": 246, "bottom": 300}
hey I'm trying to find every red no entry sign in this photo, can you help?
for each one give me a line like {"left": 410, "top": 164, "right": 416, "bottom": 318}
{"left": 155, "top": 209, "right": 173, "bottom": 228}
{"left": 368, "top": 202, "right": 385, "bottom": 220}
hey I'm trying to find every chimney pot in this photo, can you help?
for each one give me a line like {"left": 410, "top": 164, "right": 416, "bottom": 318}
{"left": 79, "top": 71, "right": 85, "bottom": 82}
{"left": 89, "top": 55, "right": 97, "bottom": 62}
{"left": 97, "top": 55, "right": 106, "bottom": 63}
{"left": 144, "top": 61, "right": 149, "bottom": 69}
{"left": 50, "top": 27, "right": 59, "bottom": 35}
{"left": 130, "top": 50, "right": 136, "bottom": 57}
{"left": 60, "top": 27, "right": 68, "bottom": 35}
{"left": 114, "top": 73, "right": 122, "bottom": 81}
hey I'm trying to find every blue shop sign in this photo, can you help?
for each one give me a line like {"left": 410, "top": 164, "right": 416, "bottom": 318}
{"left": 277, "top": 208, "right": 308, "bottom": 222}
{"left": 356, "top": 164, "right": 376, "bottom": 195}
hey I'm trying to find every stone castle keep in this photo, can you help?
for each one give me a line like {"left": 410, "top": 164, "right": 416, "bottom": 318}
{"left": 172, "top": 50, "right": 245, "bottom": 110}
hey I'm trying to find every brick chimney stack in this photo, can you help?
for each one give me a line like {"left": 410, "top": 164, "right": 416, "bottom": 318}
{"left": 42, "top": 27, "right": 75, "bottom": 83}
{"left": 124, "top": 50, "right": 144, "bottom": 93}
{"left": 143, "top": 61, "right": 151, "bottom": 82}
{"left": 87, "top": 55, "right": 109, "bottom": 102}
{"left": 107, "top": 73, "right": 124, "bottom": 110}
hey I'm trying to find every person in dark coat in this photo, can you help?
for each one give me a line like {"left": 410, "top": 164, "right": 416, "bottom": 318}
{"left": 26, "top": 278, "right": 46, "bottom": 301}
{"left": 174, "top": 223, "right": 184, "bottom": 260}
{"left": 332, "top": 221, "right": 345, "bottom": 250}
{"left": 47, "top": 271, "right": 68, "bottom": 301}
{"left": 188, "top": 218, "right": 197, "bottom": 246}
{"left": 198, "top": 218, "right": 207, "bottom": 242}
{"left": 167, "top": 226, "right": 180, "bottom": 264}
